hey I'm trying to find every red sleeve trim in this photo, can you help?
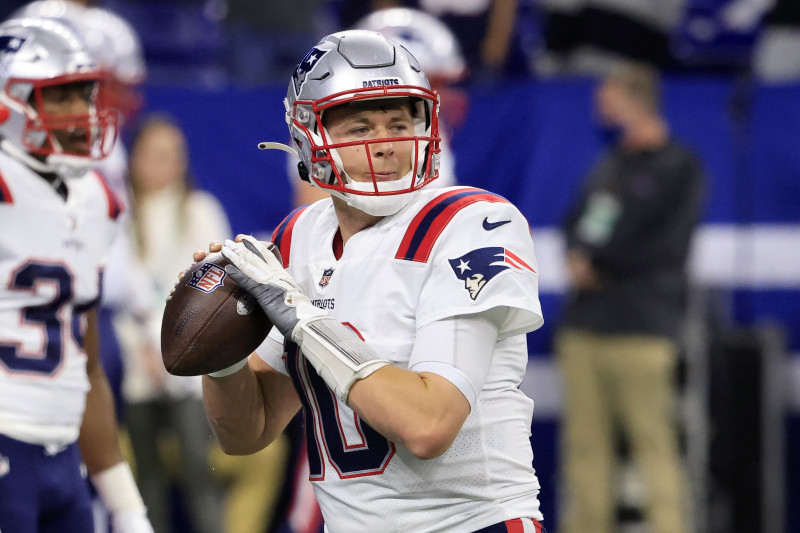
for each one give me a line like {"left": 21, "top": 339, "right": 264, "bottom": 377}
{"left": 93, "top": 171, "right": 124, "bottom": 220}
{"left": 0, "top": 168, "right": 13, "bottom": 204}
{"left": 271, "top": 205, "right": 310, "bottom": 268}
{"left": 395, "top": 187, "right": 510, "bottom": 263}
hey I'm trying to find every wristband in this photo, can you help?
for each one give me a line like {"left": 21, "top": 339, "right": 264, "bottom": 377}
{"left": 91, "top": 461, "right": 145, "bottom": 513}
{"left": 207, "top": 357, "right": 249, "bottom": 378}
{"left": 296, "top": 317, "right": 390, "bottom": 402}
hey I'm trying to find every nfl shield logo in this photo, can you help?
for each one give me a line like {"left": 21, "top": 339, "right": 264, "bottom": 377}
{"left": 318, "top": 268, "right": 334, "bottom": 287}
{"left": 187, "top": 262, "right": 227, "bottom": 293}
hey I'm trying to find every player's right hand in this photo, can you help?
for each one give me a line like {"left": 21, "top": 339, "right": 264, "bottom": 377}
{"left": 221, "top": 235, "right": 325, "bottom": 342}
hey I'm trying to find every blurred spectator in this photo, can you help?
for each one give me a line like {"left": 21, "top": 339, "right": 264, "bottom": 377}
{"left": 534, "top": 0, "right": 686, "bottom": 76}
{"left": 119, "top": 114, "right": 228, "bottom": 533}
{"left": 555, "top": 63, "right": 704, "bottom": 533}
{"left": 209, "top": 435, "right": 293, "bottom": 533}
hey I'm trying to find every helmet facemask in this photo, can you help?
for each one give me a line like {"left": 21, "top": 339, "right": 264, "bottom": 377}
{"left": 289, "top": 86, "right": 441, "bottom": 216}
{"left": 17, "top": 75, "right": 115, "bottom": 151}
{"left": 278, "top": 30, "right": 442, "bottom": 217}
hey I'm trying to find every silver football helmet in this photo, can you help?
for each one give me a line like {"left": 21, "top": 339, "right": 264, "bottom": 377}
{"left": 12, "top": 1, "right": 147, "bottom": 121}
{"left": 353, "top": 7, "right": 467, "bottom": 84}
{"left": 0, "top": 18, "right": 118, "bottom": 176}
{"left": 279, "top": 30, "right": 441, "bottom": 216}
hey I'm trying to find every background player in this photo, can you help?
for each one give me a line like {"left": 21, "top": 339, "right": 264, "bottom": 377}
{"left": 0, "top": 18, "right": 153, "bottom": 533}
{"left": 199, "top": 30, "right": 547, "bottom": 532}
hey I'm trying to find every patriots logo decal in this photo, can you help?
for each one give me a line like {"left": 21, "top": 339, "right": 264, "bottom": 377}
{"left": 0, "top": 36, "right": 26, "bottom": 71}
{"left": 449, "top": 247, "right": 536, "bottom": 300}
{"left": 318, "top": 267, "right": 334, "bottom": 287}
{"left": 187, "top": 262, "right": 226, "bottom": 293}
{"left": 292, "top": 47, "right": 328, "bottom": 97}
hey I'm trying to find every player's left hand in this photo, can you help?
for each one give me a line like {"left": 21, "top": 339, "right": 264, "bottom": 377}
{"left": 110, "top": 508, "right": 155, "bottom": 533}
{"left": 221, "top": 235, "right": 325, "bottom": 342}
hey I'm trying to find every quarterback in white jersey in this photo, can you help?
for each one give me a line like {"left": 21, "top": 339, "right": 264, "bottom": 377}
{"left": 0, "top": 18, "right": 153, "bottom": 533}
{"left": 202, "top": 30, "right": 546, "bottom": 533}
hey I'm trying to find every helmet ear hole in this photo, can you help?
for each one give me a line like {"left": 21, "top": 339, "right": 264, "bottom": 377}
{"left": 0, "top": 104, "right": 9, "bottom": 125}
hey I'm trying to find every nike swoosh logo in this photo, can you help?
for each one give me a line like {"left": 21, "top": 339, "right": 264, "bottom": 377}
{"left": 482, "top": 218, "right": 511, "bottom": 231}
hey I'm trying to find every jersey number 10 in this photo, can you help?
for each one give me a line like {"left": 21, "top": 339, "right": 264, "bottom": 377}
{"left": 286, "top": 339, "right": 396, "bottom": 479}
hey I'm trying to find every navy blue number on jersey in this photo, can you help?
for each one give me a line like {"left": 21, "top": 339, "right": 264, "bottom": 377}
{"left": 286, "top": 340, "right": 395, "bottom": 479}
{"left": 0, "top": 262, "right": 93, "bottom": 375}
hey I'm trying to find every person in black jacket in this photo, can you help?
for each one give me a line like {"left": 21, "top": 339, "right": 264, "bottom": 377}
{"left": 556, "top": 62, "right": 704, "bottom": 533}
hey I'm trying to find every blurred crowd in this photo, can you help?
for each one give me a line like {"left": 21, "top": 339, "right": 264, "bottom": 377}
{"left": 3, "top": 0, "right": 799, "bottom": 90}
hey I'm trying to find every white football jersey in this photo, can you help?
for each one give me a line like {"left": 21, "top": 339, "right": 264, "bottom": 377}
{"left": 259, "top": 186, "right": 544, "bottom": 533}
{"left": 0, "top": 152, "right": 120, "bottom": 446}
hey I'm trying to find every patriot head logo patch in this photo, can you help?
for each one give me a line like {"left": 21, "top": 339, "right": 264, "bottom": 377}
{"left": 318, "top": 267, "right": 334, "bottom": 287}
{"left": 449, "top": 247, "right": 536, "bottom": 300}
{"left": 292, "top": 47, "right": 328, "bottom": 97}
{"left": 0, "top": 35, "right": 26, "bottom": 71}
{"left": 187, "top": 262, "right": 226, "bottom": 293}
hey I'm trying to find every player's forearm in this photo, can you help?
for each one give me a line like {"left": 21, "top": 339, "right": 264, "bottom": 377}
{"left": 79, "top": 312, "right": 124, "bottom": 474}
{"left": 202, "top": 362, "right": 299, "bottom": 455}
{"left": 79, "top": 358, "right": 125, "bottom": 473}
{"left": 348, "top": 367, "right": 469, "bottom": 459}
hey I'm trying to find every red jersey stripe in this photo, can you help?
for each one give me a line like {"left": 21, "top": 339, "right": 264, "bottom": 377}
{"left": 271, "top": 205, "right": 310, "bottom": 268}
{"left": 0, "top": 168, "right": 13, "bottom": 203}
{"left": 396, "top": 188, "right": 510, "bottom": 263}
{"left": 504, "top": 519, "right": 525, "bottom": 533}
{"left": 93, "top": 171, "right": 123, "bottom": 219}
{"left": 505, "top": 248, "right": 536, "bottom": 273}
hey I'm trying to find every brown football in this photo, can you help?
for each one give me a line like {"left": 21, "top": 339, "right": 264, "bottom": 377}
{"left": 161, "top": 246, "right": 279, "bottom": 376}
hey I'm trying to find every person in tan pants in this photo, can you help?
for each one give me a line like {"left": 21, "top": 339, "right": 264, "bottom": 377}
{"left": 556, "top": 62, "right": 704, "bottom": 533}
{"left": 556, "top": 331, "right": 688, "bottom": 533}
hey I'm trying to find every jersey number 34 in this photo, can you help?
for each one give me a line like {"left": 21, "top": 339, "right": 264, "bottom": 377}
{"left": 0, "top": 261, "right": 94, "bottom": 375}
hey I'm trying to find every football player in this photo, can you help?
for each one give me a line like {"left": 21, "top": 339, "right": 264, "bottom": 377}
{"left": 201, "top": 30, "right": 546, "bottom": 532}
{"left": 0, "top": 18, "right": 153, "bottom": 533}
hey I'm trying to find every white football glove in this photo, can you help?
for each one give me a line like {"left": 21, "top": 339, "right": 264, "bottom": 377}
{"left": 221, "top": 236, "right": 325, "bottom": 340}
{"left": 222, "top": 236, "right": 389, "bottom": 402}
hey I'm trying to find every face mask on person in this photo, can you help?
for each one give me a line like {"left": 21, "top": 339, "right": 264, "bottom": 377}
{"left": 594, "top": 123, "right": 625, "bottom": 147}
